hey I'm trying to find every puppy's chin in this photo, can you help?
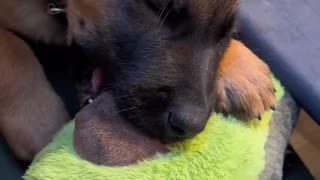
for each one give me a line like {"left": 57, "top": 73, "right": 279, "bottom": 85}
{"left": 73, "top": 91, "right": 169, "bottom": 167}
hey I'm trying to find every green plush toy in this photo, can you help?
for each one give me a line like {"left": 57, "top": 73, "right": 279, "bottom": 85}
{"left": 24, "top": 78, "right": 284, "bottom": 180}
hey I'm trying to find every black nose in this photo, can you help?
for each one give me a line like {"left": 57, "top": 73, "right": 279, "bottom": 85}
{"left": 167, "top": 112, "right": 205, "bottom": 138}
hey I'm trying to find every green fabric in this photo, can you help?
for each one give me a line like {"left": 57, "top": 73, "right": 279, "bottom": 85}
{"left": 25, "top": 78, "right": 284, "bottom": 180}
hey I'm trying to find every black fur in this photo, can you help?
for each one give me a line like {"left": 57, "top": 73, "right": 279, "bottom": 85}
{"left": 73, "top": 0, "right": 238, "bottom": 140}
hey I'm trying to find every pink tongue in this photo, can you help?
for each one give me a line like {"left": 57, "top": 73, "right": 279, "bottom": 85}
{"left": 91, "top": 68, "right": 104, "bottom": 96}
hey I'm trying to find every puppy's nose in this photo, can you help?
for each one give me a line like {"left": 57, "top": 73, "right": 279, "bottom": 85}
{"left": 167, "top": 112, "right": 205, "bottom": 138}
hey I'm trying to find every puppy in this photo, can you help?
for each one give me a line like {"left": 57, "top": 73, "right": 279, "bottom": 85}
{"left": 0, "top": 0, "right": 275, "bottom": 161}
{"left": 74, "top": 39, "right": 275, "bottom": 166}
{"left": 66, "top": 0, "right": 275, "bottom": 141}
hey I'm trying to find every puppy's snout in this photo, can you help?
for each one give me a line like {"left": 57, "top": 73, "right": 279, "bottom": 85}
{"left": 166, "top": 111, "right": 206, "bottom": 139}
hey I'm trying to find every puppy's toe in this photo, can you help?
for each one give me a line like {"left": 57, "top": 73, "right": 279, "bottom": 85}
{"left": 215, "top": 72, "right": 276, "bottom": 121}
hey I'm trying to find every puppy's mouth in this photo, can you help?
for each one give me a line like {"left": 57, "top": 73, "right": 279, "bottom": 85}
{"left": 91, "top": 68, "right": 106, "bottom": 97}
{"left": 82, "top": 68, "right": 112, "bottom": 105}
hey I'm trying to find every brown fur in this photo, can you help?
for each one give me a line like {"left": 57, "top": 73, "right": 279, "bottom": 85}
{"left": 0, "top": 0, "right": 275, "bottom": 161}
{"left": 0, "top": 0, "right": 66, "bottom": 44}
{"left": 215, "top": 40, "right": 276, "bottom": 119}
{"left": 74, "top": 92, "right": 168, "bottom": 166}
{"left": 65, "top": 0, "right": 275, "bottom": 140}
{"left": 74, "top": 39, "right": 275, "bottom": 166}
{"left": 67, "top": 0, "right": 109, "bottom": 42}
{"left": 0, "top": 27, "right": 69, "bottom": 161}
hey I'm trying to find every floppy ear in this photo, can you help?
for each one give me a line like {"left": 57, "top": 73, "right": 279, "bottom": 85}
{"left": 215, "top": 40, "right": 276, "bottom": 120}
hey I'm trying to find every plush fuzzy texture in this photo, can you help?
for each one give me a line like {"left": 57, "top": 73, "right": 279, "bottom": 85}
{"left": 24, "top": 78, "right": 284, "bottom": 180}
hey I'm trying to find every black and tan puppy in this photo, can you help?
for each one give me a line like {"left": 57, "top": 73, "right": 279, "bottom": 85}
{"left": 67, "top": 0, "right": 275, "bottom": 141}
{"left": 0, "top": 0, "right": 275, "bottom": 161}
{"left": 74, "top": 39, "right": 275, "bottom": 166}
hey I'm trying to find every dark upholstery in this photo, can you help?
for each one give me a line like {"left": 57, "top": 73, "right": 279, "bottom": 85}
{"left": 238, "top": 0, "right": 320, "bottom": 125}
{"left": 0, "top": 137, "right": 26, "bottom": 180}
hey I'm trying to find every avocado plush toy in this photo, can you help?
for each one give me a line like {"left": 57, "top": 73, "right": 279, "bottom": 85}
{"left": 24, "top": 75, "right": 284, "bottom": 180}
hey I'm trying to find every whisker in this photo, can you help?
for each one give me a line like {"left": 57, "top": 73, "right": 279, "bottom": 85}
{"left": 154, "top": 0, "right": 171, "bottom": 31}
{"left": 155, "top": 0, "right": 170, "bottom": 25}
{"left": 93, "top": 106, "right": 139, "bottom": 118}
{"left": 157, "top": 5, "right": 174, "bottom": 32}
{"left": 99, "top": 112, "right": 143, "bottom": 121}
{"left": 127, "top": 113, "right": 144, "bottom": 120}
{"left": 233, "top": 32, "right": 239, "bottom": 40}
{"left": 97, "top": 84, "right": 116, "bottom": 92}
{"left": 114, "top": 94, "right": 139, "bottom": 100}
{"left": 98, "top": 87, "right": 115, "bottom": 92}
{"left": 114, "top": 107, "right": 138, "bottom": 114}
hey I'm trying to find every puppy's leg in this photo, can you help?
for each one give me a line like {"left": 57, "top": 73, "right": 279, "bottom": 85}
{"left": 0, "top": 28, "right": 70, "bottom": 161}
{"left": 215, "top": 40, "right": 276, "bottom": 120}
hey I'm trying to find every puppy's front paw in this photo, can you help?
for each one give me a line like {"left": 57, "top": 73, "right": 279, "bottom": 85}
{"left": 215, "top": 40, "right": 276, "bottom": 120}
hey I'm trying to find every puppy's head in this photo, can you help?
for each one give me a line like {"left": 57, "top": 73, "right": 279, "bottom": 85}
{"left": 67, "top": 0, "right": 238, "bottom": 140}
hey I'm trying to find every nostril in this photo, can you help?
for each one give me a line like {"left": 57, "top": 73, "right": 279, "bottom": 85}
{"left": 166, "top": 111, "right": 206, "bottom": 138}
{"left": 168, "top": 112, "right": 185, "bottom": 136}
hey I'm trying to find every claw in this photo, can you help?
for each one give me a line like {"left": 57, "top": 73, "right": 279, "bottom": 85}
{"left": 257, "top": 115, "right": 262, "bottom": 121}
{"left": 271, "top": 106, "right": 275, "bottom": 111}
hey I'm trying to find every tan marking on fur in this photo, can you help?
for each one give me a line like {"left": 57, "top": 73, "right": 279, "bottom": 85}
{"left": 0, "top": 0, "right": 66, "bottom": 44}
{"left": 67, "top": 0, "right": 110, "bottom": 42}
{"left": 215, "top": 40, "right": 276, "bottom": 120}
{"left": 0, "top": 28, "right": 70, "bottom": 161}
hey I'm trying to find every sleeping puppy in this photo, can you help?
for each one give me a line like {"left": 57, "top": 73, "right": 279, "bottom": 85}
{"left": 0, "top": 0, "right": 275, "bottom": 161}
{"left": 67, "top": 0, "right": 275, "bottom": 141}
{"left": 74, "top": 39, "right": 275, "bottom": 166}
